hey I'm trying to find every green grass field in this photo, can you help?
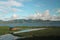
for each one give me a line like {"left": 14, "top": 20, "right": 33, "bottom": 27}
{"left": 16, "top": 27, "right": 60, "bottom": 37}
{"left": 0, "top": 26, "right": 9, "bottom": 35}
{"left": 0, "top": 26, "right": 60, "bottom": 37}
{"left": 0, "top": 26, "right": 34, "bottom": 35}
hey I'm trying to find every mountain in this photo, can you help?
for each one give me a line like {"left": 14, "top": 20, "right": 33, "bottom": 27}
{"left": 0, "top": 19, "right": 60, "bottom": 26}
{"left": 4, "top": 19, "right": 60, "bottom": 23}
{"left": 0, "top": 19, "right": 60, "bottom": 24}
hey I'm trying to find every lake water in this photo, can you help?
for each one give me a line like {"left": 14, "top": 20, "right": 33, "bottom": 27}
{"left": 0, "top": 22, "right": 60, "bottom": 26}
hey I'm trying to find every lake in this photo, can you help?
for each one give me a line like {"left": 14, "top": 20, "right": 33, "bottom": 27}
{"left": 0, "top": 21, "right": 60, "bottom": 26}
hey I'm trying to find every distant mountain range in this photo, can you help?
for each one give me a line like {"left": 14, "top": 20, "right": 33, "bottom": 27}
{"left": 0, "top": 19, "right": 60, "bottom": 24}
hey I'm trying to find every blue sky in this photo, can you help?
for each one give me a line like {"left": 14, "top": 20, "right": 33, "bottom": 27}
{"left": 0, "top": 0, "right": 60, "bottom": 20}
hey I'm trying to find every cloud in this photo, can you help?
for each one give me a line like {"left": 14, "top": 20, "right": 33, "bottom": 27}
{"left": 42, "top": 10, "right": 50, "bottom": 17}
{"left": 0, "top": 0, "right": 24, "bottom": 13}
{"left": 0, "top": 8, "right": 8, "bottom": 14}
{"left": 8, "top": 14, "right": 20, "bottom": 21}
{"left": 1, "top": 13, "right": 20, "bottom": 21}
{"left": 12, "top": 14, "right": 19, "bottom": 19}
{"left": 57, "top": 9, "right": 60, "bottom": 13}
{"left": 0, "top": 6, "right": 11, "bottom": 14}
{"left": 50, "top": 15, "right": 60, "bottom": 21}
{"left": 27, "top": 12, "right": 42, "bottom": 20}
{"left": 19, "top": 0, "right": 32, "bottom": 2}
{"left": 26, "top": 10, "right": 60, "bottom": 21}
{"left": 12, "top": 8, "right": 23, "bottom": 12}
{"left": 0, "top": 0, "right": 24, "bottom": 21}
{"left": 0, "top": 6, "right": 5, "bottom": 9}
{"left": 40, "top": 10, "right": 50, "bottom": 20}
{"left": 0, "top": 0, "right": 23, "bottom": 7}
{"left": 8, "top": 0, "right": 23, "bottom": 7}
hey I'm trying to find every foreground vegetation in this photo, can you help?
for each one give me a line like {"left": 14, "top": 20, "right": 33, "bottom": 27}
{"left": 0, "top": 26, "right": 60, "bottom": 37}
{"left": 14, "top": 27, "right": 60, "bottom": 37}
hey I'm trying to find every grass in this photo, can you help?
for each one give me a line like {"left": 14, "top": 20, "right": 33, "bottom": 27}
{"left": 0, "top": 26, "right": 60, "bottom": 40}
{"left": 0, "top": 26, "right": 33, "bottom": 35}
{"left": 0, "top": 26, "right": 60, "bottom": 37}
{"left": 0, "top": 26, "right": 9, "bottom": 35}
{"left": 17, "top": 27, "right": 60, "bottom": 37}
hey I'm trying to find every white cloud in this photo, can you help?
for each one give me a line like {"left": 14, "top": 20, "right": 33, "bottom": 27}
{"left": 8, "top": 14, "right": 20, "bottom": 21}
{"left": 26, "top": 10, "right": 60, "bottom": 21}
{"left": 27, "top": 12, "right": 42, "bottom": 20}
{"left": 8, "top": 0, "right": 23, "bottom": 7}
{"left": 57, "top": 9, "right": 60, "bottom": 13}
{"left": 0, "top": 0, "right": 24, "bottom": 21}
{"left": 0, "top": 0, "right": 23, "bottom": 7}
{"left": 0, "top": 1, "right": 7, "bottom": 4}
{"left": 50, "top": 16, "right": 60, "bottom": 21}
{"left": 12, "top": 8, "right": 23, "bottom": 12}
{"left": 1, "top": 14, "right": 20, "bottom": 21}
{"left": 0, "top": 0, "right": 23, "bottom": 13}
{"left": 19, "top": 0, "right": 32, "bottom": 2}
{"left": 41, "top": 10, "right": 50, "bottom": 20}
{"left": 0, "top": 8, "right": 8, "bottom": 13}
{"left": 12, "top": 14, "right": 19, "bottom": 19}
{"left": 0, "top": 6, "right": 6, "bottom": 8}
{"left": 43, "top": 10, "right": 50, "bottom": 16}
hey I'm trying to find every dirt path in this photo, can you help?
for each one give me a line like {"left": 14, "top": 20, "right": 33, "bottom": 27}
{"left": 13, "top": 28, "right": 47, "bottom": 34}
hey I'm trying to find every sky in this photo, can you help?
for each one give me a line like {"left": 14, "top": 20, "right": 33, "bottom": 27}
{"left": 0, "top": 0, "right": 60, "bottom": 21}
